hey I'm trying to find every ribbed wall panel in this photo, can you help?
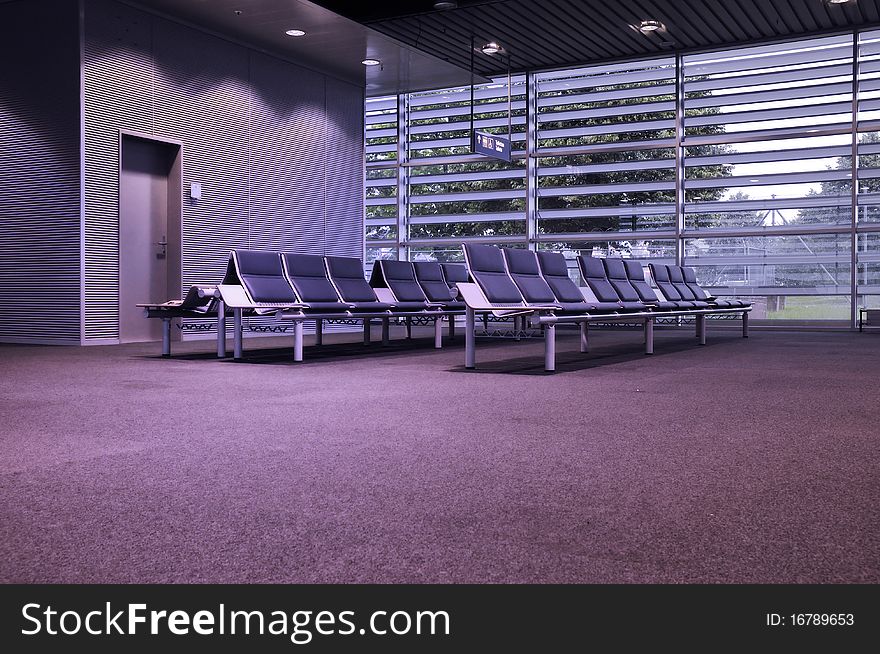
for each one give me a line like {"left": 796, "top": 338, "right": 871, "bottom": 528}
{"left": 83, "top": 0, "right": 153, "bottom": 339}
{"left": 249, "top": 53, "right": 325, "bottom": 255}
{"left": 324, "top": 78, "right": 365, "bottom": 259}
{"left": 0, "top": 0, "right": 81, "bottom": 343}
{"left": 82, "top": 0, "right": 365, "bottom": 341}
{"left": 152, "top": 19, "right": 250, "bottom": 296}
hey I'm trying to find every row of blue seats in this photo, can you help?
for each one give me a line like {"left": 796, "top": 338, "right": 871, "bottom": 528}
{"left": 216, "top": 251, "right": 469, "bottom": 361}
{"left": 457, "top": 244, "right": 752, "bottom": 371}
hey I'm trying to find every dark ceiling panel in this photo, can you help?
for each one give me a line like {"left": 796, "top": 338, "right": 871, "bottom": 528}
{"left": 546, "top": 0, "right": 626, "bottom": 58}
{"left": 119, "top": 1, "right": 880, "bottom": 91}
{"left": 747, "top": 0, "right": 791, "bottom": 37}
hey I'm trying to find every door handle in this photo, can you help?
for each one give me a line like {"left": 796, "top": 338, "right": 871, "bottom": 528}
{"left": 155, "top": 236, "right": 168, "bottom": 257}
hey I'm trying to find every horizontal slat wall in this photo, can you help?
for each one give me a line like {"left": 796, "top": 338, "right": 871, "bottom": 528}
{"left": 405, "top": 76, "right": 528, "bottom": 247}
{"left": 152, "top": 18, "right": 250, "bottom": 299}
{"left": 82, "top": 0, "right": 365, "bottom": 341}
{"left": 365, "top": 95, "right": 399, "bottom": 262}
{"left": 250, "top": 53, "right": 325, "bottom": 255}
{"left": 83, "top": 0, "right": 153, "bottom": 340}
{"left": 535, "top": 58, "right": 677, "bottom": 238}
{"left": 325, "top": 77, "right": 365, "bottom": 259}
{"left": 0, "top": 0, "right": 81, "bottom": 344}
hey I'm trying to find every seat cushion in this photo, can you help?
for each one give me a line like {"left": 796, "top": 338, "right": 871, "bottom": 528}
{"left": 537, "top": 252, "right": 587, "bottom": 304}
{"left": 441, "top": 263, "right": 469, "bottom": 284}
{"left": 326, "top": 256, "right": 380, "bottom": 302}
{"left": 578, "top": 256, "right": 621, "bottom": 303}
{"left": 464, "top": 244, "right": 523, "bottom": 304}
{"left": 235, "top": 250, "right": 298, "bottom": 303}
{"left": 283, "top": 253, "right": 341, "bottom": 303}
{"left": 381, "top": 260, "right": 429, "bottom": 302}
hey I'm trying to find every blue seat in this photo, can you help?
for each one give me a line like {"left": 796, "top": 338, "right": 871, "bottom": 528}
{"left": 536, "top": 251, "right": 621, "bottom": 312}
{"left": 232, "top": 250, "right": 299, "bottom": 304}
{"left": 462, "top": 244, "right": 530, "bottom": 306}
{"left": 325, "top": 256, "right": 420, "bottom": 311}
{"left": 649, "top": 264, "right": 709, "bottom": 308}
{"left": 375, "top": 259, "right": 435, "bottom": 308}
{"left": 622, "top": 260, "right": 689, "bottom": 310}
{"left": 505, "top": 249, "right": 606, "bottom": 313}
{"left": 281, "top": 253, "right": 353, "bottom": 312}
{"left": 577, "top": 256, "right": 646, "bottom": 312}
{"left": 413, "top": 262, "right": 465, "bottom": 310}
{"left": 603, "top": 258, "right": 646, "bottom": 303}
{"left": 667, "top": 266, "right": 711, "bottom": 308}
{"left": 681, "top": 266, "right": 750, "bottom": 308}
{"left": 440, "top": 263, "right": 469, "bottom": 288}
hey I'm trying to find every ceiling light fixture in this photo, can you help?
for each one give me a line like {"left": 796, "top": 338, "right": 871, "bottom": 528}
{"left": 433, "top": 1, "right": 458, "bottom": 8}
{"left": 638, "top": 19, "right": 664, "bottom": 33}
{"left": 480, "top": 41, "right": 503, "bottom": 55}
{"left": 826, "top": 0, "right": 855, "bottom": 5}
{"left": 362, "top": 58, "right": 382, "bottom": 66}
{"left": 285, "top": 29, "right": 306, "bottom": 37}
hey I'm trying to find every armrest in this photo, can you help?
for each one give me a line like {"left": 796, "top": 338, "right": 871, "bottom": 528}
{"left": 373, "top": 287, "right": 396, "bottom": 303}
{"left": 457, "top": 283, "right": 558, "bottom": 316}
{"left": 217, "top": 284, "right": 305, "bottom": 310}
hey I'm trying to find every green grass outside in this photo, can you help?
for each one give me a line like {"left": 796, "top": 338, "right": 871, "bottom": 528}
{"left": 765, "top": 296, "right": 851, "bottom": 321}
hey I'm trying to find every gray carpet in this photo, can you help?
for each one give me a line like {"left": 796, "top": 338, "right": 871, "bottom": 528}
{"left": 1, "top": 325, "right": 878, "bottom": 583}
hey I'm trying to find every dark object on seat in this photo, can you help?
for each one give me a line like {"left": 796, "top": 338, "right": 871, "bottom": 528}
{"left": 505, "top": 249, "right": 600, "bottom": 312}
{"left": 681, "top": 266, "right": 750, "bottom": 308}
{"left": 281, "top": 253, "right": 353, "bottom": 312}
{"left": 622, "top": 260, "right": 689, "bottom": 310}
{"left": 325, "top": 256, "right": 412, "bottom": 311}
{"left": 462, "top": 244, "right": 528, "bottom": 305}
{"left": 577, "top": 256, "right": 645, "bottom": 311}
{"left": 650, "top": 264, "right": 709, "bottom": 308}
{"left": 413, "top": 262, "right": 465, "bottom": 309}
{"left": 233, "top": 250, "right": 299, "bottom": 304}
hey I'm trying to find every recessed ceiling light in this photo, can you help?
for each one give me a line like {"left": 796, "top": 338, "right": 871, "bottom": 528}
{"left": 826, "top": 0, "right": 855, "bottom": 5}
{"left": 481, "top": 41, "right": 503, "bottom": 55}
{"left": 362, "top": 59, "right": 381, "bottom": 66}
{"left": 285, "top": 29, "right": 306, "bottom": 37}
{"left": 433, "top": 1, "right": 458, "bottom": 8}
{"left": 639, "top": 19, "right": 664, "bottom": 33}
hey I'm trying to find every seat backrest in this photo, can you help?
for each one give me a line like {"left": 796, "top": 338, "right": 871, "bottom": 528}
{"left": 667, "top": 265, "right": 698, "bottom": 300}
{"left": 282, "top": 253, "right": 341, "bottom": 303}
{"left": 681, "top": 266, "right": 712, "bottom": 300}
{"left": 441, "top": 263, "right": 469, "bottom": 285}
{"left": 503, "top": 248, "right": 557, "bottom": 304}
{"left": 648, "top": 263, "right": 682, "bottom": 300}
{"left": 623, "top": 260, "right": 660, "bottom": 303}
{"left": 537, "top": 251, "right": 586, "bottom": 303}
{"left": 414, "top": 262, "right": 457, "bottom": 302}
{"left": 462, "top": 244, "right": 524, "bottom": 304}
{"left": 380, "top": 259, "right": 428, "bottom": 302}
{"left": 325, "top": 256, "right": 380, "bottom": 302}
{"left": 577, "top": 256, "right": 621, "bottom": 303}
{"left": 603, "top": 258, "right": 641, "bottom": 302}
{"left": 232, "top": 250, "right": 298, "bottom": 303}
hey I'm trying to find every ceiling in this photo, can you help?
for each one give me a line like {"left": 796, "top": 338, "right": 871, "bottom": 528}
{"left": 124, "top": 0, "right": 488, "bottom": 95}
{"left": 316, "top": 0, "right": 880, "bottom": 77}
{"left": 125, "top": 0, "right": 880, "bottom": 94}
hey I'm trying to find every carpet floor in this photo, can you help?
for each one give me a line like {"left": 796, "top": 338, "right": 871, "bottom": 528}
{"left": 1, "top": 325, "right": 878, "bottom": 583}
